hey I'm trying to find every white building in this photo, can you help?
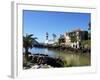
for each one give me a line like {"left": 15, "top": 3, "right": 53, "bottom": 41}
{"left": 45, "top": 38, "right": 58, "bottom": 45}
{"left": 64, "top": 29, "right": 87, "bottom": 49}
{"left": 64, "top": 33, "right": 71, "bottom": 47}
{"left": 45, "top": 40, "right": 54, "bottom": 45}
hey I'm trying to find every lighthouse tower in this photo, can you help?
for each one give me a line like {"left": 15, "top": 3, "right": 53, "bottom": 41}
{"left": 45, "top": 32, "right": 49, "bottom": 44}
{"left": 46, "top": 32, "right": 48, "bottom": 40}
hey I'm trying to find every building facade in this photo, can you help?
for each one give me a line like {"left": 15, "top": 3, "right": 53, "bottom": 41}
{"left": 64, "top": 29, "right": 88, "bottom": 49}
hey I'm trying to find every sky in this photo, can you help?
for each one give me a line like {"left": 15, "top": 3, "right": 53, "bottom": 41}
{"left": 23, "top": 10, "right": 91, "bottom": 43}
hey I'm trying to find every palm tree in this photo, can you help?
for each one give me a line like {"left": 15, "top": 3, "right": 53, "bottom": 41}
{"left": 23, "top": 34, "right": 37, "bottom": 62}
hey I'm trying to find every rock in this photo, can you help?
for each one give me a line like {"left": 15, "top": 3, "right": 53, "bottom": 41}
{"left": 31, "top": 65, "right": 40, "bottom": 69}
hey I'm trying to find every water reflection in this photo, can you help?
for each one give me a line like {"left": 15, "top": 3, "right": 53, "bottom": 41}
{"left": 29, "top": 48, "right": 57, "bottom": 57}
{"left": 29, "top": 47, "right": 90, "bottom": 66}
{"left": 64, "top": 54, "right": 80, "bottom": 66}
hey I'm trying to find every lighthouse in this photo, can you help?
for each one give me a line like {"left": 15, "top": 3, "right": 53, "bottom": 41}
{"left": 45, "top": 32, "right": 49, "bottom": 44}
{"left": 46, "top": 32, "right": 48, "bottom": 40}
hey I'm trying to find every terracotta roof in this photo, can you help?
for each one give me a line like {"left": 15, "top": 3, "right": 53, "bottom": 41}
{"left": 73, "top": 28, "right": 83, "bottom": 32}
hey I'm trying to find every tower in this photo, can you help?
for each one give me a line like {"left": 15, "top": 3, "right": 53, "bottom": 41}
{"left": 46, "top": 32, "right": 48, "bottom": 40}
{"left": 45, "top": 32, "right": 49, "bottom": 44}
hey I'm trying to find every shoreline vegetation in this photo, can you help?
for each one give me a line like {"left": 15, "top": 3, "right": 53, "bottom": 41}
{"left": 34, "top": 44, "right": 90, "bottom": 54}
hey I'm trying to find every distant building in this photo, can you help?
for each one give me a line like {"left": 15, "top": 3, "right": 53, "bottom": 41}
{"left": 63, "top": 28, "right": 88, "bottom": 48}
{"left": 45, "top": 32, "right": 58, "bottom": 45}
{"left": 44, "top": 29, "right": 88, "bottom": 48}
{"left": 45, "top": 40, "right": 55, "bottom": 45}
{"left": 64, "top": 33, "right": 71, "bottom": 46}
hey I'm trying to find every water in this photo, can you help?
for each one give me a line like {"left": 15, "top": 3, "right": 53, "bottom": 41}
{"left": 29, "top": 47, "right": 90, "bottom": 66}
{"left": 29, "top": 47, "right": 58, "bottom": 57}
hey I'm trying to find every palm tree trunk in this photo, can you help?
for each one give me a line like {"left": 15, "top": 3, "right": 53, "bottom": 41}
{"left": 25, "top": 48, "right": 29, "bottom": 62}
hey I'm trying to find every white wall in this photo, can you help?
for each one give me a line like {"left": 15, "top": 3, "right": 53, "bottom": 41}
{"left": 0, "top": 0, "right": 100, "bottom": 80}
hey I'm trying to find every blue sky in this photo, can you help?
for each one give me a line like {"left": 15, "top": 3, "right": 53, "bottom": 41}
{"left": 23, "top": 10, "right": 91, "bottom": 42}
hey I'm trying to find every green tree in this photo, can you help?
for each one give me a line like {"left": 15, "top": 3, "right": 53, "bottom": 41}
{"left": 69, "top": 33, "right": 77, "bottom": 42}
{"left": 58, "top": 34, "right": 65, "bottom": 46}
{"left": 81, "top": 40, "right": 91, "bottom": 49}
{"left": 88, "top": 22, "right": 91, "bottom": 39}
{"left": 23, "top": 34, "right": 37, "bottom": 62}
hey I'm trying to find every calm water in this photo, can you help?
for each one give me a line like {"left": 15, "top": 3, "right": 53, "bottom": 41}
{"left": 29, "top": 47, "right": 90, "bottom": 66}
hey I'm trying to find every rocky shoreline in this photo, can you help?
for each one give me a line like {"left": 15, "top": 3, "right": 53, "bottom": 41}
{"left": 23, "top": 53, "right": 66, "bottom": 69}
